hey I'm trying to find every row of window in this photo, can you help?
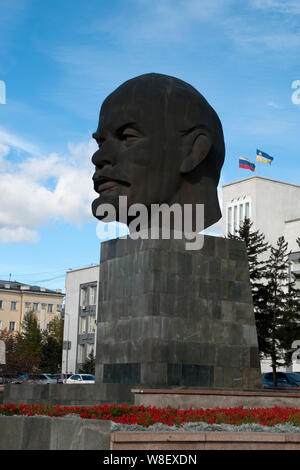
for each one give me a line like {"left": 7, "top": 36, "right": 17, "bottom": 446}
{"left": 78, "top": 315, "right": 96, "bottom": 334}
{"left": 0, "top": 320, "right": 16, "bottom": 331}
{"left": 227, "top": 201, "right": 250, "bottom": 235}
{"left": 80, "top": 285, "right": 97, "bottom": 308}
{"left": 77, "top": 343, "right": 94, "bottom": 364}
{"left": 0, "top": 320, "right": 55, "bottom": 332}
{"left": 0, "top": 300, "right": 61, "bottom": 312}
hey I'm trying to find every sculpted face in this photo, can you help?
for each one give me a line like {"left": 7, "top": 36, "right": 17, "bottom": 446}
{"left": 91, "top": 73, "right": 225, "bottom": 230}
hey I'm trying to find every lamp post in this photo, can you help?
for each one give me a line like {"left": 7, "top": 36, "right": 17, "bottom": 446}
{"left": 64, "top": 312, "right": 70, "bottom": 375}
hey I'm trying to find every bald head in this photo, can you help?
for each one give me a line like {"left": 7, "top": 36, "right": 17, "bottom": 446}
{"left": 92, "top": 73, "right": 225, "bottom": 230}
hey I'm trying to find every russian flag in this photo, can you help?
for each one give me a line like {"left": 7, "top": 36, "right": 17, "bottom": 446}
{"left": 239, "top": 157, "right": 255, "bottom": 172}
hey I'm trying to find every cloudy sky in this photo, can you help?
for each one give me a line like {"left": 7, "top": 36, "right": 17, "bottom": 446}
{"left": 0, "top": 0, "right": 299, "bottom": 290}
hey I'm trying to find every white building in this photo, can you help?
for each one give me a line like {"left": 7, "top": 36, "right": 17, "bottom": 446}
{"left": 222, "top": 175, "right": 300, "bottom": 372}
{"left": 62, "top": 265, "right": 99, "bottom": 375}
{"left": 223, "top": 175, "right": 300, "bottom": 253}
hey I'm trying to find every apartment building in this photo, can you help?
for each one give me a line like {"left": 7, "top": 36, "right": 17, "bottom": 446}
{"left": 222, "top": 176, "right": 300, "bottom": 371}
{"left": 62, "top": 265, "right": 99, "bottom": 374}
{"left": 223, "top": 175, "right": 300, "bottom": 287}
{"left": 0, "top": 280, "right": 64, "bottom": 333}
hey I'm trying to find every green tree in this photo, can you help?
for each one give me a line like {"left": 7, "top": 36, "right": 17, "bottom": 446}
{"left": 258, "top": 237, "right": 300, "bottom": 385}
{"left": 229, "top": 217, "right": 270, "bottom": 351}
{"left": 14, "top": 311, "right": 43, "bottom": 372}
{"left": 78, "top": 349, "right": 95, "bottom": 375}
{"left": 40, "top": 317, "right": 64, "bottom": 373}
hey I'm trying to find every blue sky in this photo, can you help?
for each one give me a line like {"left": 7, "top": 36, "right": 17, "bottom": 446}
{"left": 0, "top": 0, "right": 299, "bottom": 291}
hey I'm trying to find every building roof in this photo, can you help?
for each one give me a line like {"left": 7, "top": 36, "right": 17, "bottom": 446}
{"left": 223, "top": 175, "right": 300, "bottom": 189}
{"left": 0, "top": 280, "right": 64, "bottom": 296}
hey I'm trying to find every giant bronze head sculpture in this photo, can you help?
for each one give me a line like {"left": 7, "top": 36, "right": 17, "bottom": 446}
{"left": 91, "top": 73, "right": 225, "bottom": 232}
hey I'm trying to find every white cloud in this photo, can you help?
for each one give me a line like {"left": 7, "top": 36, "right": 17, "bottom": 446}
{"left": 249, "top": 0, "right": 300, "bottom": 14}
{"left": 0, "top": 130, "right": 98, "bottom": 243}
{"left": 0, "top": 143, "right": 9, "bottom": 169}
{"left": 0, "top": 127, "right": 39, "bottom": 155}
{"left": 267, "top": 100, "right": 280, "bottom": 108}
{"left": 0, "top": 227, "right": 39, "bottom": 244}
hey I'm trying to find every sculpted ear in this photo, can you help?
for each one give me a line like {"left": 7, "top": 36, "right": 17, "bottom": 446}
{"left": 180, "top": 129, "right": 212, "bottom": 175}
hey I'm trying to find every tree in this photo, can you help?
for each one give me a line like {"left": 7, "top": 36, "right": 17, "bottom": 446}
{"left": 0, "top": 326, "right": 41, "bottom": 375}
{"left": 78, "top": 349, "right": 95, "bottom": 375}
{"left": 17, "top": 311, "right": 43, "bottom": 359}
{"left": 257, "top": 236, "right": 300, "bottom": 385}
{"left": 0, "top": 329, "right": 18, "bottom": 374}
{"left": 40, "top": 317, "right": 64, "bottom": 373}
{"left": 228, "top": 217, "right": 270, "bottom": 351}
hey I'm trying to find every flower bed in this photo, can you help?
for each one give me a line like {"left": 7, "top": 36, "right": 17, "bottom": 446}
{"left": 1, "top": 403, "right": 300, "bottom": 428}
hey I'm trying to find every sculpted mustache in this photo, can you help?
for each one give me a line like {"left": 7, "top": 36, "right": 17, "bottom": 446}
{"left": 93, "top": 171, "right": 131, "bottom": 187}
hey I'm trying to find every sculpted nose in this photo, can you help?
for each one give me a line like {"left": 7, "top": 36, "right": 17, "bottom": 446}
{"left": 92, "top": 147, "right": 116, "bottom": 169}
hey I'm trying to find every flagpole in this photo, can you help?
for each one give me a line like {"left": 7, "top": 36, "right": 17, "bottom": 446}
{"left": 255, "top": 149, "right": 259, "bottom": 177}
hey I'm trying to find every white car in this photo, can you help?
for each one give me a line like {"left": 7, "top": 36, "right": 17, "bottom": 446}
{"left": 66, "top": 374, "right": 95, "bottom": 384}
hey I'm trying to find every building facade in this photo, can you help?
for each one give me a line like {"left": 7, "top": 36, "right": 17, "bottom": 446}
{"left": 222, "top": 176, "right": 300, "bottom": 372}
{"left": 223, "top": 176, "right": 300, "bottom": 253}
{"left": 62, "top": 265, "right": 99, "bottom": 375}
{"left": 0, "top": 280, "right": 64, "bottom": 333}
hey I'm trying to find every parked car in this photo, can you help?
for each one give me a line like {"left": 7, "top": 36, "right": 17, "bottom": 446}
{"left": 0, "top": 374, "right": 25, "bottom": 384}
{"left": 262, "top": 372, "right": 300, "bottom": 388}
{"left": 25, "top": 374, "right": 57, "bottom": 384}
{"left": 51, "top": 373, "right": 72, "bottom": 384}
{"left": 66, "top": 374, "right": 95, "bottom": 384}
{"left": 285, "top": 373, "right": 300, "bottom": 385}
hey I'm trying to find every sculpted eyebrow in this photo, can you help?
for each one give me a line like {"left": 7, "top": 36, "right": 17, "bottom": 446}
{"left": 116, "top": 122, "right": 139, "bottom": 133}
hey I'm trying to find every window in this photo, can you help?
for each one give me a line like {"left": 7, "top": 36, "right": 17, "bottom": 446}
{"left": 0, "top": 300, "right": 3, "bottom": 309}
{"left": 9, "top": 321, "right": 16, "bottom": 331}
{"left": 10, "top": 301, "right": 17, "bottom": 311}
{"left": 25, "top": 302, "right": 31, "bottom": 313}
{"left": 239, "top": 204, "right": 244, "bottom": 227}
{"left": 227, "top": 207, "right": 232, "bottom": 235}
{"left": 71, "top": 374, "right": 81, "bottom": 381}
{"left": 245, "top": 202, "right": 250, "bottom": 218}
{"left": 233, "top": 205, "right": 238, "bottom": 233}
{"left": 79, "top": 317, "right": 87, "bottom": 334}
{"left": 77, "top": 345, "right": 85, "bottom": 364}
{"left": 33, "top": 303, "right": 39, "bottom": 312}
{"left": 86, "top": 343, "right": 94, "bottom": 357}
{"left": 0, "top": 320, "right": 2, "bottom": 330}
{"left": 80, "top": 287, "right": 87, "bottom": 308}
{"left": 47, "top": 304, "right": 53, "bottom": 313}
{"left": 89, "top": 286, "right": 97, "bottom": 305}
{"left": 88, "top": 315, "right": 96, "bottom": 333}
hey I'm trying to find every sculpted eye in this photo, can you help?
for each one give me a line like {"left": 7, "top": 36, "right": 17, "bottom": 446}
{"left": 119, "top": 126, "right": 142, "bottom": 144}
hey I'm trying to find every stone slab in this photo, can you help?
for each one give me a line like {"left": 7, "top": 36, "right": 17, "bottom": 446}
{"left": 110, "top": 431, "right": 300, "bottom": 450}
{"left": 133, "top": 388, "right": 300, "bottom": 409}
{"left": 0, "top": 415, "right": 111, "bottom": 450}
{"left": 3, "top": 383, "right": 135, "bottom": 405}
{"left": 95, "top": 235, "right": 262, "bottom": 395}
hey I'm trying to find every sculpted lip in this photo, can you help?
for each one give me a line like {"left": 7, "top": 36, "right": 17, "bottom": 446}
{"left": 93, "top": 175, "right": 131, "bottom": 195}
{"left": 97, "top": 180, "right": 118, "bottom": 193}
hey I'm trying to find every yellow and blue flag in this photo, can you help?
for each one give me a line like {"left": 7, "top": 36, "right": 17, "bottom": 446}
{"left": 256, "top": 149, "right": 274, "bottom": 164}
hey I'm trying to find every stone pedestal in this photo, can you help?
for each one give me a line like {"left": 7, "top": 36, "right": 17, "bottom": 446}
{"left": 95, "top": 235, "right": 261, "bottom": 393}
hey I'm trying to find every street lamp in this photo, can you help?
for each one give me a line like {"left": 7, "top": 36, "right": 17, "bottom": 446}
{"left": 64, "top": 312, "right": 70, "bottom": 375}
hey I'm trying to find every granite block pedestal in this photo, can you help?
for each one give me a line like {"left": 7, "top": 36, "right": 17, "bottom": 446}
{"left": 95, "top": 235, "right": 261, "bottom": 399}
